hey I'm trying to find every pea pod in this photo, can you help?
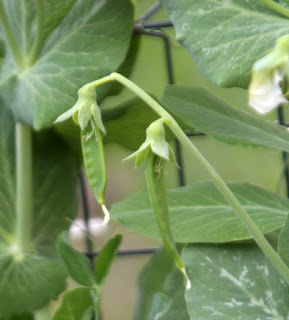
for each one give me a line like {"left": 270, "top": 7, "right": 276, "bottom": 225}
{"left": 81, "top": 122, "right": 109, "bottom": 224}
{"left": 145, "top": 152, "right": 191, "bottom": 289}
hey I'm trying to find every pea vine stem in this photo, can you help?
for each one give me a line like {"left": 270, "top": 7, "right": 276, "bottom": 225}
{"left": 259, "top": 0, "right": 289, "bottom": 18}
{"left": 16, "top": 123, "right": 33, "bottom": 253}
{"left": 89, "top": 72, "right": 289, "bottom": 284}
{"left": 0, "top": 0, "right": 23, "bottom": 69}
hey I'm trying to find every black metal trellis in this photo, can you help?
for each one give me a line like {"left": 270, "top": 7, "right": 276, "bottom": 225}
{"left": 79, "top": 1, "right": 289, "bottom": 317}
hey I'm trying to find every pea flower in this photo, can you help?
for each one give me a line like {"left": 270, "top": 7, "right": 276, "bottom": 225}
{"left": 249, "top": 34, "right": 289, "bottom": 114}
{"left": 55, "top": 83, "right": 106, "bottom": 133}
{"left": 124, "top": 118, "right": 177, "bottom": 167}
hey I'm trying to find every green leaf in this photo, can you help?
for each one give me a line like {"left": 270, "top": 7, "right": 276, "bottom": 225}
{"left": 0, "top": 0, "right": 134, "bottom": 129}
{"left": 94, "top": 234, "right": 122, "bottom": 284}
{"left": 108, "top": 34, "right": 140, "bottom": 96}
{"left": 0, "top": 245, "right": 67, "bottom": 318}
{"left": 0, "top": 312, "right": 34, "bottom": 320}
{"left": 32, "top": 131, "right": 79, "bottom": 258}
{"left": 111, "top": 182, "right": 289, "bottom": 243}
{"left": 277, "top": 0, "right": 289, "bottom": 9}
{"left": 134, "top": 248, "right": 189, "bottom": 320}
{"left": 161, "top": 86, "right": 289, "bottom": 151}
{"left": 0, "top": 100, "right": 78, "bottom": 316}
{"left": 160, "top": 0, "right": 289, "bottom": 88}
{"left": 148, "top": 294, "right": 172, "bottom": 320}
{"left": 278, "top": 214, "right": 289, "bottom": 267}
{"left": 183, "top": 243, "right": 289, "bottom": 319}
{"left": 52, "top": 287, "right": 95, "bottom": 320}
{"left": 42, "top": 0, "right": 78, "bottom": 40}
{"left": 57, "top": 233, "right": 97, "bottom": 287}
{"left": 81, "top": 307, "right": 94, "bottom": 320}
{"left": 103, "top": 97, "right": 159, "bottom": 151}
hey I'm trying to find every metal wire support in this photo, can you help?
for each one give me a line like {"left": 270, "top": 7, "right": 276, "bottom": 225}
{"left": 138, "top": 1, "right": 162, "bottom": 22}
{"left": 163, "top": 35, "right": 186, "bottom": 186}
{"left": 85, "top": 248, "right": 158, "bottom": 258}
{"left": 277, "top": 106, "right": 289, "bottom": 198}
{"left": 135, "top": 19, "right": 173, "bottom": 30}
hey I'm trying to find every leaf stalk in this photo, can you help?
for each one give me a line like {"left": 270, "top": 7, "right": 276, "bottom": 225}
{"left": 16, "top": 122, "right": 33, "bottom": 253}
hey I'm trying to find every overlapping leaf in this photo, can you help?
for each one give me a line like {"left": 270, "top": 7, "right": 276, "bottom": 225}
{"left": 134, "top": 248, "right": 189, "bottom": 320}
{"left": 183, "top": 244, "right": 289, "bottom": 319}
{"left": 111, "top": 182, "right": 289, "bottom": 243}
{"left": 161, "top": 86, "right": 289, "bottom": 151}
{"left": 52, "top": 288, "right": 95, "bottom": 320}
{"left": 161, "top": 0, "right": 289, "bottom": 87}
{"left": 0, "top": 0, "right": 134, "bottom": 129}
{"left": 0, "top": 99, "right": 78, "bottom": 316}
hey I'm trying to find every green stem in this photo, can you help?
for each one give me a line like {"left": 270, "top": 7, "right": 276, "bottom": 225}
{"left": 16, "top": 123, "right": 33, "bottom": 253}
{"left": 0, "top": 0, "right": 23, "bottom": 68}
{"left": 29, "top": 0, "right": 44, "bottom": 65}
{"left": 259, "top": 0, "right": 289, "bottom": 18}
{"left": 87, "top": 72, "right": 289, "bottom": 284}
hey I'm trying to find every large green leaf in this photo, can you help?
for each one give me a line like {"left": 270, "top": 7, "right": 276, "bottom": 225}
{"left": 134, "top": 248, "right": 189, "bottom": 320}
{"left": 103, "top": 97, "right": 159, "bottom": 151}
{"left": 0, "top": 100, "right": 78, "bottom": 316}
{"left": 52, "top": 288, "right": 95, "bottom": 320}
{"left": 0, "top": 0, "right": 134, "bottom": 129}
{"left": 111, "top": 182, "right": 289, "bottom": 243}
{"left": 278, "top": 214, "right": 289, "bottom": 266}
{"left": 0, "top": 246, "right": 67, "bottom": 317}
{"left": 42, "top": 0, "right": 78, "bottom": 40}
{"left": 183, "top": 244, "right": 289, "bottom": 319}
{"left": 161, "top": 86, "right": 289, "bottom": 151}
{"left": 161, "top": 0, "right": 289, "bottom": 88}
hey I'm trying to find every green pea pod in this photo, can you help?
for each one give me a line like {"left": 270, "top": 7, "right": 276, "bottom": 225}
{"left": 145, "top": 152, "right": 191, "bottom": 289}
{"left": 81, "top": 122, "right": 109, "bottom": 224}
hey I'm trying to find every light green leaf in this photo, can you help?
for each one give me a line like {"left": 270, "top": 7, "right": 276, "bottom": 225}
{"left": 42, "top": 0, "right": 78, "bottom": 40}
{"left": 278, "top": 214, "right": 289, "bottom": 266}
{"left": 108, "top": 34, "right": 140, "bottom": 96}
{"left": 103, "top": 97, "right": 159, "bottom": 151}
{"left": 103, "top": 96, "right": 178, "bottom": 151}
{"left": 0, "top": 99, "right": 78, "bottom": 316}
{"left": 161, "top": 0, "right": 289, "bottom": 87}
{"left": 81, "top": 307, "right": 94, "bottom": 320}
{"left": 52, "top": 287, "right": 95, "bottom": 320}
{"left": 0, "top": 245, "right": 67, "bottom": 318}
{"left": 161, "top": 86, "right": 289, "bottom": 151}
{"left": 278, "top": 1, "right": 289, "bottom": 9}
{"left": 0, "top": 312, "right": 34, "bottom": 320}
{"left": 94, "top": 234, "right": 122, "bottom": 284}
{"left": 111, "top": 182, "right": 289, "bottom": 243}
{"left": 148, "top": 294, "right": 172, "bottom": 320}
{"left": 57, "top": 233, "right": 97, "bottom": 288}
{"left": 134, "top": 248, "right": 189, "bottom": 320}
{"left": 0, "top": 0, "right": 134, "bottom": 129}
{"left": 183, "top": 243, "right": 289, "bottom": 319}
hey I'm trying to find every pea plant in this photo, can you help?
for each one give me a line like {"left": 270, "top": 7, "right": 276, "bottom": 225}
{"left": 2, "top": 0, "right": 289, "bottom": 319}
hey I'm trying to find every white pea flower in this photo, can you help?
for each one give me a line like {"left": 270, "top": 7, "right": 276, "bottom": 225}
{"left": 249, "top": 35, "right": 289, "bottom": 114}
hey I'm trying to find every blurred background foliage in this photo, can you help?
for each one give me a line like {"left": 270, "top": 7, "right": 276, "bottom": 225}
{"left": 70, "top": 0, "right": 287, "bottom": 319}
